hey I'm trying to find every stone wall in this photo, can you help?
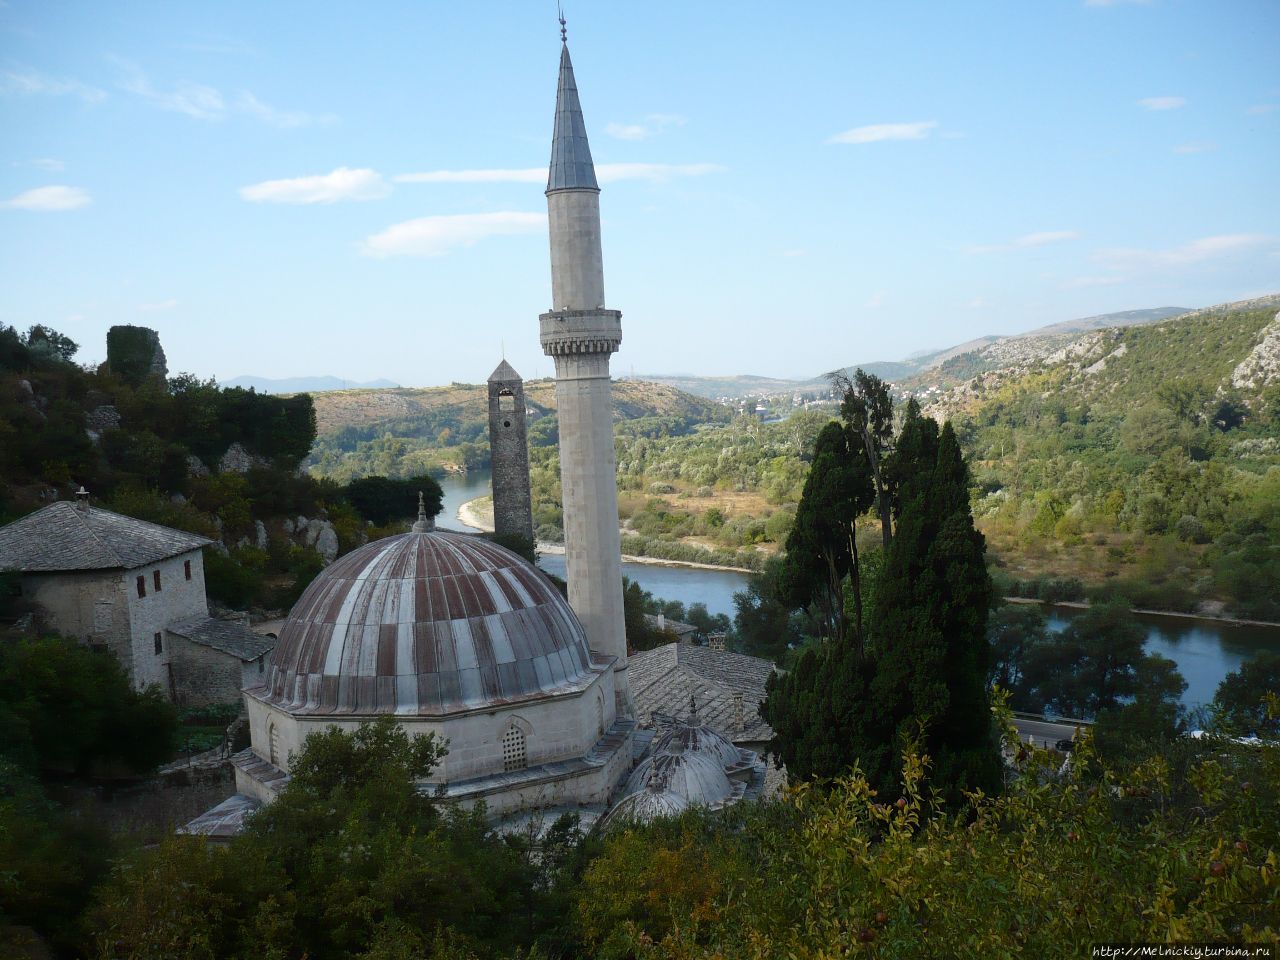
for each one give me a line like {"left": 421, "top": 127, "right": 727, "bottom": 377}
{"left": 242, "top": 663, "right": 617, "bottom": 784}
{"left": 168, "top": 632, "right": 265, "bottom": 708}
{"left": 488, "top": 375, "right": 534, "bottom": 543}
{"left": 124, "top": 549, "right": 209, "bottom": 693}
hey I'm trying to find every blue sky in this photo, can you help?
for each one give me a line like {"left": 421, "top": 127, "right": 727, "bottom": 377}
{"left": 2, "top": 1, "right": 1277, "bottom": 385}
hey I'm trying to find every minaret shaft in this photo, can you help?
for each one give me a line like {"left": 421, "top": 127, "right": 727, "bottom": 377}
{"left": 540, "top": 40, "right": 631, "bottom": 714}
{"left": 548, "top": 191, "right": 606, "bottom": 310}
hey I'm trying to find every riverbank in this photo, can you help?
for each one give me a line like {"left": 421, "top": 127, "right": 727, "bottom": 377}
{"left": 456, "top": 497, "right": 755, "bottom": 575}
{"left": 1004, "top": 596, "right": 1280, "bottom": 630}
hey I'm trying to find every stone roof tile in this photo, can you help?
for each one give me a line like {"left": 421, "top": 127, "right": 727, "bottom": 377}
{"left": 628, "top": 642, "right": 777, "bottom": 743}
{"left": 0, "top": 501, "right": 211, "bottom": 573}
{"left": 167, "top": 615, "right": 276, "bottom": 662}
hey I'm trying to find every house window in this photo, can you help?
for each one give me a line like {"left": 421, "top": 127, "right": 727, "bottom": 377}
{"left": 269, "top": 724, "right": 280, "bottom": 766}
{"left": 153, "top": 570, "right": 162, "bottom": 592}
{"left": 153, "top": 632, "right": 162, "bottom": 655}
{"left": 502, "top": 725, "right": 527, "bottom": 772}
{"left": 136, "top": 575, "right": 146, "bottom": 598}
{"left": 184, "top": 559, "right": 192, "bottom": 581}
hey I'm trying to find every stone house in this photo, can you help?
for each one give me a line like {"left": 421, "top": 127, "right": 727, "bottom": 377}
{"left": 0, "top": 494, "right": 274, "bottom": 705}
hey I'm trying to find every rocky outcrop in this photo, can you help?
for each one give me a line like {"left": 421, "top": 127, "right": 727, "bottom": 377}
{"left": 218, "top": 442, "right": 269, "bottom": 474}
{"left": 1231, "top": 311, "right": 1280, "bottom": 390}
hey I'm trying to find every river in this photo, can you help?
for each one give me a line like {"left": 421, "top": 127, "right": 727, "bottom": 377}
{"left": 436, "top": 473, "right": 1280, "bottom": 711}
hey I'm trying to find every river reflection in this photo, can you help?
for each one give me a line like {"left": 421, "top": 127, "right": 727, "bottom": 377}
{"left": 1046, "top": 607, "right": 1279, "bottom": 712}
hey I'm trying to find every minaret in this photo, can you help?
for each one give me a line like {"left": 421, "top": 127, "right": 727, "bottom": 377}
{"left": 539, "top": 26, "right": 631, "bottom": 714}
{"left": 487, "top": 359, "right": 534, "bottom": 545}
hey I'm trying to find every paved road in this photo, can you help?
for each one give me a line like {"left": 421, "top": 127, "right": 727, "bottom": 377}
{"left": 1013, "top": 717, "right": 1086, "bottom": 750}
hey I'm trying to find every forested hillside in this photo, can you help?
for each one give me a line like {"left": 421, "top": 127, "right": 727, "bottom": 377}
{"left": 307, "top": 378, "right": 731, "bottom": 481}
{"left": 933, "top": 298, "right": 1280, "bottom": 618}
{"left": 0, "top": 325, "right": 438, "bottom": 614}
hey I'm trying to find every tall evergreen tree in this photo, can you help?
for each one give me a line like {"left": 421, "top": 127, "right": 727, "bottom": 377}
{"left": 777, "top": 421, "right": 872, "bottom": 647}
{"left": 764, "top": 406, "right": 1001, "bottom": 803}
{"left": 871, "top": 418, "right": 1000, "bottom": 801}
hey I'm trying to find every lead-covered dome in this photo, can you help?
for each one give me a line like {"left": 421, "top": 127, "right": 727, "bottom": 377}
{"left": 261, "top": 531, "right": 599, "bottom": 716}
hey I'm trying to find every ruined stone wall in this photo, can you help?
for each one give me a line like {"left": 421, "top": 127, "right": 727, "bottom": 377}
{"left": 488, "top": 376, "right": 534, "bottom": 543}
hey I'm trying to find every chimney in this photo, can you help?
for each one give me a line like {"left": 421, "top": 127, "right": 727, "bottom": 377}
{"left": 75, "top": 486, "right": 90, "bottom": 512}
{"left": 709, "top": 632, "right": 726, "bottom": 652}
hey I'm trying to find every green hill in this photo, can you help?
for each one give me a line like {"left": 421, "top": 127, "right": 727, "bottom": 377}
{"left": 306, "top": 378, "right": 732, "bottom": 481}
{"left": 924, "top": 296, "right": 1280, "bottom": 618}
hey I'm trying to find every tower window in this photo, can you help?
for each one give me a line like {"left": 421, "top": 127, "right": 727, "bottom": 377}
{"left": 136, "top": 576, "right": 146, "bottom": 598}
{"left": 184, "top": 559, "right": 192, "bottom": 581}
{"left": 498, "top": 392, "right": 515, "bottom": 413}
{"left": 153, "top": 570, "right": 162, "bottom": 591}
{"left": 501, "top": 725, "right": 527, "bottom": 772}
{"left": 153, "top": 632, "right": 162, "bottom": 655}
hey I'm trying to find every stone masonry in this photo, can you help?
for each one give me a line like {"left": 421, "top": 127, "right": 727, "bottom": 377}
{"left": 487, "top": 360, "right": 535, "bottom": 544}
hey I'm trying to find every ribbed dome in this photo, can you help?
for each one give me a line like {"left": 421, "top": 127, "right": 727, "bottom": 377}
{"left": 262, "top": 531, "right": 599, "bottom": 716}
{"left": 623, "top": 744, "right": 735, "bottom": 808}
{"left": 654, "top": 719, "right": 743, "bottom": 770}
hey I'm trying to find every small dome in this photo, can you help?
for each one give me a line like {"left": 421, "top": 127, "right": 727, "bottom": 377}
{"left": 654, "top": 718, "right": 743, "bottom": 770}
{"left": 601, "top": 782, "right": 689, "bottom": 829}
{"left": 623, "top": 746, "right": 735, "bottom": 808}
{"left": 262, "top": 531, "right": 598, "bottom": 716}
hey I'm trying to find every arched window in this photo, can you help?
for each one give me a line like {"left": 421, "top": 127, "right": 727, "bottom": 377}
{"left": 502, "top": 724, "right": 527, "bottom": 772}
{"left": 268, "top": 723, "right": 280, "bottom": 767}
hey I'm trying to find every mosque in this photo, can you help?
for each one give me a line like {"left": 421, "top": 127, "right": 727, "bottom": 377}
{"left": 187, "top": 27, "right": 766, "bottom": 836}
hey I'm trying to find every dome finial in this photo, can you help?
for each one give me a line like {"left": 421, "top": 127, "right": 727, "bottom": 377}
{"left": 411, "top": 490, "right": 434, "bottom": 533}
{"left": 558, "top": 2, "right": 567, "bottom": 43}
{"left": 688, "top": 692, "right": 698, "bottom": 721}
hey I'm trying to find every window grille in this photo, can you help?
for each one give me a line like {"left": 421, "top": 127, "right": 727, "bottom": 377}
{"left": 136, "top": 575, "right": 146, "bottom": 598}
{"left": 269, "top": 724, "right": 280, "bottom": 767}
{"left": 502, "top": 725, "right": 527, "bottom": 772}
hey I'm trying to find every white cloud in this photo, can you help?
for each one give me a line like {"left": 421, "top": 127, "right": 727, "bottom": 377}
{"left": 112, "top": 56, "right": 224, "bottom": 119}
{"left": 605, "top": 113, "right": 686, "bottom": 141}
{"left": 1085, "top": 0, "right": 1151, "bottom": 6}
{"left": 1174, "top": 140, "right": 1217, "bottom": 154}
{"left": 111, "top": 57, "right": 329, "bottom": 126}
{"left": 2, "top": 185, "right": 91, "bottom": 211}
{"left": 967, "top": 230, "right": 1079, "bottom": 254}
{"left": 828, "top": 121, "right": 938, "bottom": 144}
{"left": 31, "top": 158, "right": 66, "bottom": 171}
{"left": 781, "top": 249, "right": 807, "bottom": 258}
{"left": 394, "top": 163, "right": 724, "bottom": 185}
{"left": 1, "top": 69, "right": 106, "bottom": 103}
{"left": 968, "top": 296, "right": 987, "bottom": 308}
{"left": 240, "top": 167, "right": 390, "bottom": 204}
{"left": 363, "top": 211, "right": 546, "bottom": 258}
{"left": 139, "top": 298, "right": 178, "bottom": 312}
{"left": 1095, "top": 234, "right": 1273, "bottom": 270}
{"left": 1247, "top": 103, "right": 1278, "bottom": 115}
{"left": 865, "top": 291, "right": 886, "bottom": 309}
{"left": 1138, "top": 96, "right": 1186, "bottom": 110}
{"left": 236, "top": 91, "right": 334, "bottom": 128}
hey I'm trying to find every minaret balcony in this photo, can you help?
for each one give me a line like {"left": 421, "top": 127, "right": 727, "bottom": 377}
{"left": 539, "top": 309, "right": 623, "bottom": 357}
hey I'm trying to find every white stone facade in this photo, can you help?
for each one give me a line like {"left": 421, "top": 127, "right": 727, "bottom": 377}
{"left": 22, "top": 548, "right": 207, "bottom": 693}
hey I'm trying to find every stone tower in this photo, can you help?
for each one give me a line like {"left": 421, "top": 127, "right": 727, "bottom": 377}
{"left": 538, "top": 35, "right": 631, "bottom": 713}
{"left": 487, "top": 359, "right": 534, "bottom": 544}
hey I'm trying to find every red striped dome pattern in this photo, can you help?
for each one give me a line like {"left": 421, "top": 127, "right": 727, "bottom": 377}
{"left": 261, "top": 531, "right": 599, "bottom": 716}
